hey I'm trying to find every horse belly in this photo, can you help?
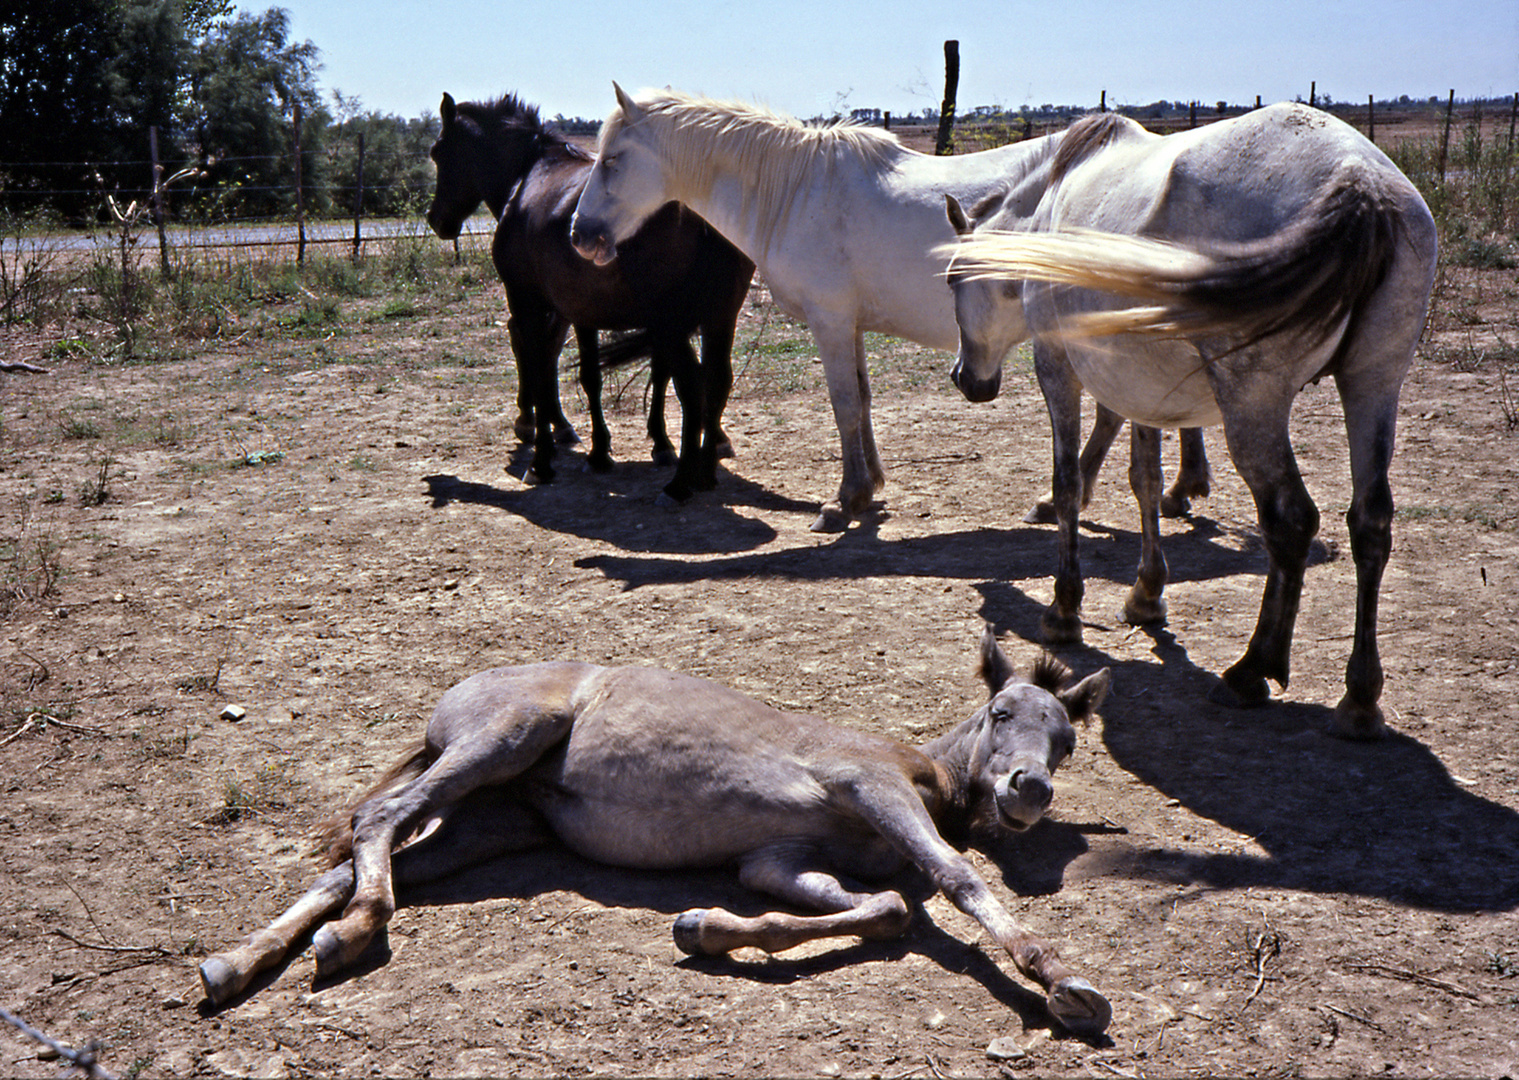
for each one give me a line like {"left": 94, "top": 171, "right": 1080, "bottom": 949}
{"left": 1066, "top": 339, "right": 1222, "bottom": 429}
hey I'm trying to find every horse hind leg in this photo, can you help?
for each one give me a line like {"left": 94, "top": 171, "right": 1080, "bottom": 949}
{"left": 1122, "top": 424, "right": 1169, "bottom": 625}
{"left": 1160, "top": 427, "right": 1213, "bottom": 518}
{"left": 574, "top": 327, "right": 614, "bottom": 472}
{"left": 673, "top": 846, "right": 911, "bottom": 956}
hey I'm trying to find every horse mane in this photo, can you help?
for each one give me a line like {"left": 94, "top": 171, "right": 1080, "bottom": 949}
{"left": 598, "top": 89, "right": 905, "bottom": 251}
{"left": 1028, "top": 652, "right": 1075, "bottom": 696}
{"left": 456, "top": 94, "right": 591, "bottom": 162}
{"left": 1050, "top": 112, "right": 1140, "bottom": 182}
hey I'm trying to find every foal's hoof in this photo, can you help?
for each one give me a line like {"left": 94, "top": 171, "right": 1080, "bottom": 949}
{"left": 584, "top": 453, "right": 614, "bottom": 474}
{"left": 1330, "top": 697, "right": 1388, "bottom": 740}
{"left": 651, "top": 446, "right": 678, "bottom": 467}
{"left": 198, "top": 956, "right": 244, "bottom": 1007}
{"left": 1048, "top": 976, "right": 1112, "bottom": 1036}
{"left": 714, "top": 440, "right": 735, "bottom": 461}
{"left": 1159, "top": 492, "right": 1192, "bottom": 518}
{"left": 310, "top": 925, "right": 354, "bottom": 981}
{"left": 1022, "top": 499, "right": 1058, "bottom": 525}
{"left": 673, "top": 909, "right": 708, "bottom": 955}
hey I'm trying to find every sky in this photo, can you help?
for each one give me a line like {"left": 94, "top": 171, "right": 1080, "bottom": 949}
{"left": 273, "top": 0, "right": 1517, "bottom": 123}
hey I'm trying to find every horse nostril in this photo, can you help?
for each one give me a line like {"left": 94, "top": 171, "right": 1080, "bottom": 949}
{"left": 1013, "top": 769, "right": 1053, "bottom": 809}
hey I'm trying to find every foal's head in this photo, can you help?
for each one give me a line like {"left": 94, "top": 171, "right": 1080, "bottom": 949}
{"left": 960, "top": 628, "right": 1109, "bottom": 835}
{"left": 427, "top": 92, "right": 557, "bottom": 238}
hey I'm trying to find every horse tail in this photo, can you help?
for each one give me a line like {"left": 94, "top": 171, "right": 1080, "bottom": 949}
{"left": 311, "top": 741, "right": 435, "bottom": 868}
{"left": 596, "top": 329, "right": 656, "bottom": 371}
{"left": 947, "top": 160, "right": 1406, "bottom": 358}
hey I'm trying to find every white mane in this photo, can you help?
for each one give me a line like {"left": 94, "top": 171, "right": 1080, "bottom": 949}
{"left": 598, "top": 89, "right": 907, "bottom": 251}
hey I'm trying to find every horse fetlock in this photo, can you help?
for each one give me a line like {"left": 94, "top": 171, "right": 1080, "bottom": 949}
{"left": 1047, "top": 976, "right": 1112, "bottom": 1036}
{"left": 859, "top": 893, "right": 914, "bottom": 940}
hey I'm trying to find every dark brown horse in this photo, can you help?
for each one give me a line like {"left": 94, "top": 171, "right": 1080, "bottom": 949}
{"left": 426, "top": 93, "right": 755, "bottom": 501}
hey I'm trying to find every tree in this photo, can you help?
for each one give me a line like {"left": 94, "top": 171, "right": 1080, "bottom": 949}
{"left": 184, "top": 6, "right": 325, "bottom": 218}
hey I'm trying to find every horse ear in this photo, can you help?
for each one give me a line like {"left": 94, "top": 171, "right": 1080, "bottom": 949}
{"left": 612, "top": 81, "right": 644, "bottom": 122}
{"left": 977, "top": 625, "right": 1017, "bottom": 696}
{"left": 440, "top": 93, "right": 456, "bottom": 126}
{"left": 1057, "top": 668, "right": 1111, "bottom": 726}
{"left": 946, "top": 193, "right": 972, "bottom": 236}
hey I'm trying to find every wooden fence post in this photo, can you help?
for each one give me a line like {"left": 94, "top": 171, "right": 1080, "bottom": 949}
{"left": 149, "top": 125, "right": 171, "bottom": 280}
{"left": 1368, "top": 95, "right": 1375, "bottom": 142}
{"left": 352, "top": 132, "right": 365, "bottom": 261}
{"left": 1099, "top": 90, "right": 1106, "bottom": 113}
{"left": 935, "top": 40, "right": 959, "bottom": 155}
{"left": 1309, "top": 81, "right": 1316, "bottom": 108}
{"left": 1438, "top": 89, "right": 1455, "bottom": 181}
{"left": 1508, "top": 91, "right": 1517, "bottom": 155}
{"left": 293, "top": 100, "right": 307, "bottom": 264}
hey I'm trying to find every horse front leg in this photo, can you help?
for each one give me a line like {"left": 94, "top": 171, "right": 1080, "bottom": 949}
{"left": 1036, "top": 345, "right": 1086, "bottom": 644}
{"left": 696, "top": 313, "right": 739, "bottom": 487}
{"left": 1023, "top": 403, "right": 1123, "bottom": 525}
{"left": 657, "top": 334, "right": 705, "bottom": 504}
{"left": 574, "top": 327, "right": 614, "bottom": 473}
{"left": 674, "top": 845, "right": 911, "bottom": 956}
{"left": 1160, "top": 427, "right": 1213, "bottom": 518}
{"left": 1123, "top": 424, "right": 1169, "bottom": 625}
{"left": 811, "top": 322, "right": 877, "bottom": 532}
{"left": 507, "top": 309, "right": 568, "bottom": 484}
{"left": 1211, "top": 382, "right": 1318, "bottom": 708}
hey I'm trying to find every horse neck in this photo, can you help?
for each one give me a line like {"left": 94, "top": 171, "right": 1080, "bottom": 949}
{"left": 470, "top": 128, "right": 546, "bottom": 220}
{"left": 917, "top": 710, "right": 989, "bottom": 817}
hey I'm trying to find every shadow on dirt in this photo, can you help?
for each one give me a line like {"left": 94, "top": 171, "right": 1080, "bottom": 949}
{"left": 572, "top": 513, "right": 1298, "bottom": 591}
{"left": 975, "top": 580, "right": 1519, "bottom": 915}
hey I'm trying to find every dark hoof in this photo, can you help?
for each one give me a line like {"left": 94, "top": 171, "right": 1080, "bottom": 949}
{"left": 714, "top": 440, "right": 735, "bottom": 460}
{"left": 1048, "top": 976, "right": 1112, "bottom": 1036}
{"left": 553, "top": 426, "right": 581, "bottom": 447}
{"left": 1040, "top": 609, "right": 1083, "bottom": 646}
{"left": 1023, "top": 499, "right": 1058, "bottom": 525}
{"left": 584, "top": 454, "right": 614, "bottom": 474}
{"left": 1210, "top": 668, "right": 1270, "bottom": 708}
{"left": 1330, "top": 697, "right": 1388, "bottom": 740}
{"left": 518, "top": 466, "right": 552, "bottom": 485}
{"left": 651, "top": 447, "right": 678, "bottom": 467}
{"left": 1159, "top": 493, "right": 1192, "bottom": 518}
{"left": 673, "top": 910, "right": 707, "bottom": 955}
{"left": 311, "top": 925, "right": 347, "bottom": 981}
{"left": 656, "top": 488, "right": 690, "bottom": 508}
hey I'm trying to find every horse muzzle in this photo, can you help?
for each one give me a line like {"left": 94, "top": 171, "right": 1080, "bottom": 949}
{"left": 569, "top": 218, "right": 617, "bottom": 267}
{"left": 995, "top": 767, "right": 1054, "bottom": 831}
{"left": 951, "top": 356, "right": 1002, "bottom": 403}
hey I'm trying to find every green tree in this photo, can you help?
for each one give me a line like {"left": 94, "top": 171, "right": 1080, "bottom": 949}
{"left": 183, "top": 6, "right": 326, "bottom": 218}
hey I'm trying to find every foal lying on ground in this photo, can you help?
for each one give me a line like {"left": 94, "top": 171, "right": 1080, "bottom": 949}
{"left": 200, "top": 629, "right": 1113, "bottom": 1034}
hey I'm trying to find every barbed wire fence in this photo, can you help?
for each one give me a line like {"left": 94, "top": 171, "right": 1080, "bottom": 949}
{"left": 0, "top": 1005, "right": 116, "bottom": 1079}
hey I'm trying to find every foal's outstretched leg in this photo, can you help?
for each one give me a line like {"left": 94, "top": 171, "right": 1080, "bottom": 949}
{"left": 673, "top": 846, "right": 912, "bottom": 957}
{"left": 1160, "top": 427, "right": 1213, "bottom": 518}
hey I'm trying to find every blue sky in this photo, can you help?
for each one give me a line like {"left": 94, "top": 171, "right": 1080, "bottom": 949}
{"left": 273, "top": 0, "right": 1516, "bottom": 122}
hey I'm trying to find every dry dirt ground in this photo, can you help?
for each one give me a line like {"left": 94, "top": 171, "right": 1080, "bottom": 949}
{"left": 1, "top": 250, "right": 1518, "bottom": 1079}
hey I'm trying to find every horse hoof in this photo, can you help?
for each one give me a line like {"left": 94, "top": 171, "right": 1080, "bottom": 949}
{"left": 1048, "top": 976, "right": 1112, "bottom": 1036}
{"left": 1159, "top": 493, "right": 1192, "bottom": 518}
{"left": 651, "top": 447, "right": 678, "bottom": 467}
{"left": 518, "top": 466, "right": 552, "bottom": 486}
{"left": 311, "top": 925, "right": 352, "bottom": 980}
{"left": 583, "top": 455, "right": 614, "bottom": 475}
{"left": 1040, "top": 610, "right": 1083, "bottom": 646}
{"left": 1330, "top": 697, "right": 1387, "bottom": 740}
{"left": 656, "top": 489, "right": 690, "bottom": 508}
{"left": 673, "top": 910, "right": 708, "bottom": 955}
{"left": 198, "top": 956, "right": 244, "bottom": 1007}
{"left": 1022, "top": 500, "right": 1058, "bottom": 525}
{"left": 810, "top": 506, "right": 852, "bottom": 533}
{"left": 553, "top": 427, "right": 581, "bottom": 447}
{"left": 1121, "top": 596, "right": 1167, "bottom": 626}
{"left": 1209, "top": 670, "right": 1270, "bottom": 708}
{"left": 714, "top": 440, "right": 735, "bottom": 461}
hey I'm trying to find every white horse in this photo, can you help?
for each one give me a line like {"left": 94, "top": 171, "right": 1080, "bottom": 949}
{"left": 940, "top": 105, "right": 1438, "bottom": 738}
{"left": 569, "top": 84, "right": 1209, "bottom": 531}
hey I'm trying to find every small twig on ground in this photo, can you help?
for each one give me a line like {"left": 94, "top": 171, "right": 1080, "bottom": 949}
{"left": 0, "top": 1005, "right": 116, "bottom": 1079}
{"left": 1321, "top": 1003, "right": 1385, "bottom": 1032}
{"left": 51, "top": 928, "right": 172, "bottom": 958}
{"left": 1242, "top": 927, "right": 1282, "bottom": 1008}
{"left": 1344, "top": 961, "right": 1481, "bottom": 1001}
{"left": 1, "top": 361, "right": 51, "bottom": 374}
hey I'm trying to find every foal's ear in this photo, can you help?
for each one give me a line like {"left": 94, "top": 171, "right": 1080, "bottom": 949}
{"left": 946, "top": 194, "right": 972, "bottom": 237}
{"left": 440, "top": 93, "right": 456, "bottom": 126}
{"left": 1057, "top": 668, "right": 1112, "bottom": 726}
{"left": 977, "top": 625, "right": 1017, "bottom": 696}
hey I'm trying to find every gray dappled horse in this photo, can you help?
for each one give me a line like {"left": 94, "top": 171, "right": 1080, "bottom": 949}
{"left": 200, "top": 630, "right": 1113, "bottom": 1035}
{"left": 943, "top": 104, "right": 1438, "bottom": 739}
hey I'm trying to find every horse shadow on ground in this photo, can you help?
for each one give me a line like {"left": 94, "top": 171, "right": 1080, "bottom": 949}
{"left": 423, "top": 446, "right": 814, "bottom": 555}
{"left": 213, "top": 837, "right": 1079, "bottom": 1037}
{"left": 573, "top": 510, "right": 1305, "bottom": 592}
{"left": 975, "top": 579, "right": 1519, "bottom": 915}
